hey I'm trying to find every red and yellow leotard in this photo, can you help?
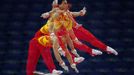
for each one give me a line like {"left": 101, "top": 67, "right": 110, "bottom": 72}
{"left": 54, "top": 12, "right": 73, "bottom": 30}
{"left": 54, "top": 12, "right": 74, "bottom": 36}
{"left": 37, "top": 11, "right": 75, "bottom": 47}
{"left": 40, "top": 20, "right": 52, "bottom": 35}
{"left": 37, "top": 20, "right": 53, "bottom": 47}
{"left": 38, "top": 35, "right": 51, "bottom": 47}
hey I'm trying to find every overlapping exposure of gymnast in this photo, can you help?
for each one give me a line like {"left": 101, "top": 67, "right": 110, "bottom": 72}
{"left": 26, "top": 0, "right": 118, "bottom": 75}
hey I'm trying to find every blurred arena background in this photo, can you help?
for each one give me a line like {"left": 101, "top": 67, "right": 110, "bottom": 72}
{"left": 0, "top": 0, "right": 134, "bottom": 75}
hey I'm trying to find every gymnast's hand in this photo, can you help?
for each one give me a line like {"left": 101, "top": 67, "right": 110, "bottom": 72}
{"left": 41, "top": 12, "right": 50, "bottom": 19}
{"left": 80, "top": 7, "right": 87, "bottom": 16}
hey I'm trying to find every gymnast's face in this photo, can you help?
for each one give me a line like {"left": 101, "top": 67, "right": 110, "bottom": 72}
{"left": 59, "top": 2, "right": 69, "bottom": 10}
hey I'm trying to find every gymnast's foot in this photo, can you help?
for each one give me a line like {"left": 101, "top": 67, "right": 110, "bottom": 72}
{"left": 33, "top": 71, "right": 45, "bottom": 75}
{"left": 106, "top": 46, "right": 118, "bottom": 55}
{"left": 91, "top": 49, "right": 103, "bottom": 56}
{"left": 71, "top": 63, "right": 79, "bottom": 73}
{"left": 52, "top": 69, "right": 63, "bottom": 75}
{"left": 60, "top": 62, "right": 69, "bottom": 72}
{"left": 33, "top": 70, "right": 63, "bottom": 75}
{"left": 74, "top": 57, "right": 85, "bottom": 63}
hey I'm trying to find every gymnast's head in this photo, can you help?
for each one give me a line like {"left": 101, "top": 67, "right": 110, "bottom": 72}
{"left": 59, "top": 0, "right": 71, "bottom": 10}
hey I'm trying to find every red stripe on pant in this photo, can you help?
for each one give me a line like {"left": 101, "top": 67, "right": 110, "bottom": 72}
{"left": 73, "top": 26, "right": 107, "bottom": 51}
{"left": 26, "top": 38, "right": 56, "bottom": 75}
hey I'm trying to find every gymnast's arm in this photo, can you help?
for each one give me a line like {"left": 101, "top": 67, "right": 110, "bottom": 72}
{"left": 70, "top": 7, "right": 87, "bottom": 17}
{"left": 40, "top": 0, "right": 59, "bottom": 19}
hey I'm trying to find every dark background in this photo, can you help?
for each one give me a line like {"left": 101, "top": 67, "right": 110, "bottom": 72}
{"left": 0, "top": 0, "right": 134, "bottom": 75}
